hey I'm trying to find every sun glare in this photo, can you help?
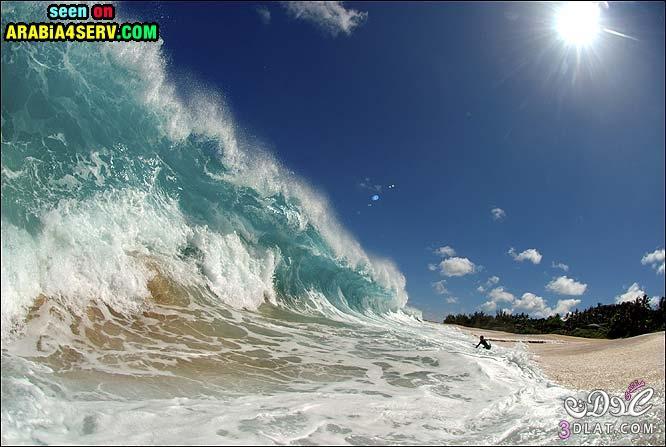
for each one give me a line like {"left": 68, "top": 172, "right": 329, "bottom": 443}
{"left": 555, "top": 2, "right": 601, "bottom": 48}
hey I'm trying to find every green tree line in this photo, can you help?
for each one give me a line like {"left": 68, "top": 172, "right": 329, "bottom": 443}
{"left": 443, "top": 295, "right": 665, "bottom": 339}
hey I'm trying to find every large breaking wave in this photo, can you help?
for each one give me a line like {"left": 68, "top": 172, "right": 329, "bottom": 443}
{"left": 1, "top": 1, "right": 410, "bottom": 342}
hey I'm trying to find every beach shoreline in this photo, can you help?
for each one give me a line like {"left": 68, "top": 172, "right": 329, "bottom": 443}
{"left": 445, "top": 324, "right": 665, "bottom": 393}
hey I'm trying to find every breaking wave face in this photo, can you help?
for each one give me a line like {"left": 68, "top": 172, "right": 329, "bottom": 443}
{"left": 2, "top": 2, "right": 664, "bottom": 445}
{"left": 0, "top": 1, "right": 409, "bottom": 338}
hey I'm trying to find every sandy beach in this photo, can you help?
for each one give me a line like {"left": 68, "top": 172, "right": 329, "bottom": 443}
{"left": 447, "top": 325, "right": 665, "bottom": 392}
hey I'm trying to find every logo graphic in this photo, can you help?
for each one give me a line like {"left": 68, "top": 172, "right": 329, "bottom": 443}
{"left": 625, "top": 379, "right": 646, "bottom": 401}
{"left": 558, "top": 380, "right": 655, "bottom": 440}
{"left": 4, "top": 4, "right": 159, "bottom": 42}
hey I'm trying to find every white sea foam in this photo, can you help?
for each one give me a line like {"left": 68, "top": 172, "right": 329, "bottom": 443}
{"left": 4, "top": 314, "right": 662, "bottom": 445}
{"left": 1, "top": 187, "right": 279, "bottom": 341}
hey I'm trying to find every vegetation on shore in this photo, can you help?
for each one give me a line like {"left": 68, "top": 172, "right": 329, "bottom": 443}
{"left": 443, "top": 295, "right": 666, "bottom": 339}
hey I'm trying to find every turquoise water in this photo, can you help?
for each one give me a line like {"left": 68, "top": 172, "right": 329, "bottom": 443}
{"left": 1, "top": 2, "right": 408, "bottom": 326}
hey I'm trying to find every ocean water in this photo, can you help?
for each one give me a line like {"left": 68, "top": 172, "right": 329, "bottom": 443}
{"left": 1, "top": 2, "right": 663, "bottom": 445}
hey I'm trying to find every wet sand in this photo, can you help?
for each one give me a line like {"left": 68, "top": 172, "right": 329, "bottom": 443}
{"left": 447, "top": 325, "right": 665, "bottom": 392}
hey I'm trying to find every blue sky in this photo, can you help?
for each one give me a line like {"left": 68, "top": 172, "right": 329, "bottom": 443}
{"left": 121, "top": 2, "right": 665, "bottom": 321}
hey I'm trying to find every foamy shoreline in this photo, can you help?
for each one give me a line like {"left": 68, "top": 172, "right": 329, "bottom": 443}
{"left": 446, "top": 324, "right": 665, "bottom": 393}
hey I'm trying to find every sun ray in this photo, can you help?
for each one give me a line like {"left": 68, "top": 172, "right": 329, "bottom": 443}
{"left": 603, "top": 27, "right": 639, "bottom": 41}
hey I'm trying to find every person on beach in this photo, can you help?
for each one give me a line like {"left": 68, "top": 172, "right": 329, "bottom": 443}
{"left": 475, "top": 335, "right": 491, "bottom": 350}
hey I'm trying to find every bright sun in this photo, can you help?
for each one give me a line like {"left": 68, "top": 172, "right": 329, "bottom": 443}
{"left": 555, "top": 2, "right": 601, "bottom": 48}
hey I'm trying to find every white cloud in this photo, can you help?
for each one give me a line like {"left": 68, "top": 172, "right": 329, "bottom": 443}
{"left": 546, "top": 276, "right": 587, "bottom": 296}
{"left": 427, "top": 263, "right": 437, "bottom": 271}
{"left": 552, "top": 261, "right": 569, "bottom": 272}
{"left": 477, "top": 278, "right": 581, "bottom": 318}
{"left": 359, "top": 178, "right": 382, "bottom": 192}
{"left": 432, "top": 280, "right": 457, "bottom": 304}
{"left": 478, "top": 286, "right": 514, "bottom": 313}
{"left": 478, "top": 283, "right": 579, "bottom": 318}
{"left": 512, "top": 293, "right": 551, "bottom": 319}
{"left": 491, "top": 207, "right": 506, "bottom": 221}
{"left": 641, "top": 248, "right": 665, "bottom": 265}
{"left": 480, "top": 301, "right": 497, "bottom": 313}
{"left": 552, "top": 299, "right": 581, "bottom": 316}
{"left": 508, "top": 247, "right": 543, "bottom": 264}
{"left": 432, "top": 280, "right": 448, "bottom": 295}
{"left": 479, "top": 283, "right": 582, "bottom": 318}
{"left": 476, "top": 276, "right": 499, "bottom": 294}
{"left": 256, "top": 7, "right": 271, "bottom": 24}
{"left": 434, "top": 245, "right": 456, "bottom": 257}
{"left": 282, "top": 1, "right": 367, "bottom": 36}
{"left": 615, "top": 283, "right": 646, "bottom": 304}
{"left": 439, "top": 257, "right": 476, "bottom": 277}
{"left": 488, "top": 287, "right": 515, "bottom": 303}
{"left": 479, "top": 300, "right": 513, "bottom": 313}
{"left": 512, "top": 293, "right": 581, "bottom": 318}
{"left": 641, "top": 248, "right": 665, "bottom": 275}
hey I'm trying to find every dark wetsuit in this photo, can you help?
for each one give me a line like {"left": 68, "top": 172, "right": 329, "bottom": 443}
{"left": 475, "top": 339, "right": 491, "bottom": 350}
